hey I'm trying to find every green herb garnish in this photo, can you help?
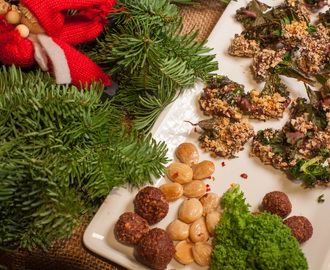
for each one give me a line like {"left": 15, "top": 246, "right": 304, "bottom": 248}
{"left": 210, "top": 184, "right": 308, "bottom": 270}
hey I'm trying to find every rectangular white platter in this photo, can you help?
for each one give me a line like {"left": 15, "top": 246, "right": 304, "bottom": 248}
{"left": 83, "top": 0, "right": 330, "bottom": 269}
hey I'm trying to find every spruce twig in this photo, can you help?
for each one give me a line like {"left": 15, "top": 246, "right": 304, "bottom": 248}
{"left": 84, "top": 0, "right": 218, "bottom": 130}
{"left": 0, "top": 65, "right": 169, "bottom": 251}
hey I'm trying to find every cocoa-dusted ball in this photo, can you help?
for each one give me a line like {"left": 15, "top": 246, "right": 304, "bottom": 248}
{"left": 136, "top": 228, "right": 175, "bottom": 270}
{"left": 262, "top": 191, "right": 292, "bottom": 219}
{"left": 114, "top": 212, "right": 149, "bottom": 245}
{"left": 135, "top": 186, "right": 169, "bottom": 225}
{"left": 283, "top": 216, "right": 313, "bottom": 243}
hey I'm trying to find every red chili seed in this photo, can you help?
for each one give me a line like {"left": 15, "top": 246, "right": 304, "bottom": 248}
{"left": 240, "top": 173, "right": 248, "bottom": 179}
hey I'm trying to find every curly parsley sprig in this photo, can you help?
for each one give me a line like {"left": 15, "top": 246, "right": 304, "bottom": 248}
{"left": 211, "top": 184, "right": 308, "bottom": 269}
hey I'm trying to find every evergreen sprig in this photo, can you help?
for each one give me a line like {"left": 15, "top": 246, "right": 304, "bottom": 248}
{"left": 0, "top": 0, "right": 225, "bottom": 253}
{"left": 0, "top": 65, "right": 169, "bottom": 251}
{"left": 85, "top": 0, "right": 218, "bottom": 130}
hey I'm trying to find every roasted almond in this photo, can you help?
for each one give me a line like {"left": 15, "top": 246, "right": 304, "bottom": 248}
{"left": 205, "top": 211, "right": 222, "bottom": 236}
{"left": 159, "top": 182, "right": 183, "bottom": 201}
{"left": 193, "top": 160, "right": 215, "bottom": 180}
{"left": 175, "top": 240, "right": 194, "bottom": 265}
{"left": 167, "top": 219, "right": 189, "bottom": 241}
{"left": 192, "top": 242, "right": 213, "bottom": 266}
{"left": 189, "top": 218, "right": 209, "bottom": 243}
{"left": 167, "top": 162, "right": 193, "bottom": 184}
{"left": 199, "top": 192, "right": 220, "bottom": 216}
{"left": 183, "top": 180, "right": 206, "bottom": 198}
{"left": 179, "top": 198, "right": 203, "bottom": 223}
{"left": 176, "top": 142, "right": 199, "bottom": 167}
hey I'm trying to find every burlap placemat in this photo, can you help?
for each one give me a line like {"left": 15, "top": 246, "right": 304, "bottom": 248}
{"left": 0, "top": 1, "right": 228, "bottom": 269}
{"left": 178, "top": 0, "right": 228, "bottom": 41}
{"left": 0, "top": 214, "right": 126, "bottom": 270}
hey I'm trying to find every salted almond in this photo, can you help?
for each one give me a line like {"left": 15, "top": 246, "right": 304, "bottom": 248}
{"left": 176, "top": 142, "right": 199, "bottom": 167}
{"left": 199, "top": 192, "right": 220, "bottom": 216}
{"left": 192, "top": 242, "right": 213, "bottom": 266}
{"left": 193, "top": 160, "right": 215, "bottom": 180}
{"left": 190, "top": 218, "right": 209, "bottom": 243}
{"left": 183, "top": 180, "right": 206, "bottom": 198}
{"left": 159, "top": 182, "right": 183, "bottom": 201}
{"left": 175, "top": 240, "right": 194, "bottom": 265}
{"left": 167, "top": 219, "right": 189, "bottom": 241}
{"left": 179, "top": 198, "right": 203, "bottom": 224}
{"left": 205, "top": 211, "right": 222, "bottom": 236}
{"left": 167, "top": 162, "right": 193, "bottom": 184}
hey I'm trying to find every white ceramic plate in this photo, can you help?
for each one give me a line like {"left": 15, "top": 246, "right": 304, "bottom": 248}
{"left": 84, "top": 1, "right": 330, "bottom": 269}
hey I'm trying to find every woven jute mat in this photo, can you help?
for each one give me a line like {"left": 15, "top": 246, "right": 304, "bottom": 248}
{"left": 0, "top": 1, "right": 228, "bottom": 269}
{"left": 178, "top": 0, "right": 228, "bottom": 41}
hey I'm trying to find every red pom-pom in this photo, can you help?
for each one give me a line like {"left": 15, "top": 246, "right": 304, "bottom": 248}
{"left": 0, "top": 30, "right": 35, "bottom": 68}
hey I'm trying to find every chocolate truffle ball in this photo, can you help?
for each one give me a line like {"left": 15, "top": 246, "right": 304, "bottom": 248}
{"left": 114, "top": 212, "right": 149, "bottom": 245}
{"left": 283, "top": 215, "right": 313, "bottom": 243}
{"left": 135, "top": 186, "right": 169, "bottom": 225}
{"left": 262, "top": 191, "right": 292, "bottom": 219}
{"left": 136, "top": 228, "right": 175, "bottom": 270}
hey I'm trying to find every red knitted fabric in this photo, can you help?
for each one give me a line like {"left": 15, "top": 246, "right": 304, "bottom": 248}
{"left": 0, "top": 28, "right": 35, "bottom": 68}
{"left": 0, "top": 15, "right": 15, "bottom": 34}
{"left": 0, "top": 1, "right": 115, "bottom": 87}
{"left": 53, "top": 12, "right": 108, "bottom": 45}
{"left": 52, "top": 38, "right": 111, "bottom": 87}
{"left": 20, "top": 0, "right": 116, "bottom": 44}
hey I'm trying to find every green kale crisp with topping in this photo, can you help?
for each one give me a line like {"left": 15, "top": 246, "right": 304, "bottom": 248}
{"left": 210, "top": 184, "right": 308, "bottom": 270}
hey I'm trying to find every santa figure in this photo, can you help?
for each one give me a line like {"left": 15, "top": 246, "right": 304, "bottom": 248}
{"left": 0, "top": 0, "right": 117, "bottom": 88}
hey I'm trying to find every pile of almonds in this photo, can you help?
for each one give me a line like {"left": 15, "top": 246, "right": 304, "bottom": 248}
{"left": 113, "top": 142, "right": 223, "bottom": 268}
{"left": 160, "top": 142, "right": 215, "bottom": 201}
{"left": 160, "top": 142, "right": 222, "bottom": 267}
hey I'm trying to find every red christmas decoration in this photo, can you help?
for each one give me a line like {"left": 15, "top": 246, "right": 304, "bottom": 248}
{"left": 0, "top": 0, "right": 117, "bottom": 88}
{"left": 0, "top": 15, "right": 35, "bottom": 67}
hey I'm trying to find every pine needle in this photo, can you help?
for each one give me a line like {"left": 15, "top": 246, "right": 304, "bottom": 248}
{"left": 0, "top": 65, "right": 169, "bottom": 251}
{"left": 84, "top": 0, "right": 218, "bottom": 130}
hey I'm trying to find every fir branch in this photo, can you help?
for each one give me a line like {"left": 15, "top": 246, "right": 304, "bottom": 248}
{"left": 0, "top": 65, "right": 169, "bottom": 251}
{"left": 112, "top": 70, "right": 182, "bottom": 130}
{"left": 85, "top": 0, "right": 218, "bottom": 130}
{"left": 118, "top": 0, "right": 180, "bottom": 18}
{"left": 165, "top": 28, "right": 218, "bottom": 79}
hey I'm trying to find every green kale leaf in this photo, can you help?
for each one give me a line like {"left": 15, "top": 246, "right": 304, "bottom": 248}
{"left": 275, "top": 50, "right": 315, "bottom": 85}
{"left": 260, "top": 73, "right": 290, "bottom": 98}
{"left": 289, "top": 158, "right": 330, "bottom": 187}
{"left": 235, "top": 0, "right": 272, "bottom": 29}
{"left": 205, "top": 75, "right": 245, "bottom": 106}
{"left": 210, "top": 184, "right": 308, "bottom": 270}
{"left": 319, "top": 10, "right": 330, "bottom": 29}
